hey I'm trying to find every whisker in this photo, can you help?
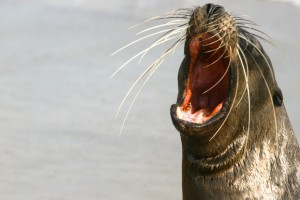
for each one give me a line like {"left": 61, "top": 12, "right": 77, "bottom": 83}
{"left": 246, "top": 48, "right": 278, "bottom": 148}
{"left": 119, "top": 58, "right": 165, "bottom": 135}
{"left": 111, "top": 28, "right": 174, "bottom": 56}
{"left": 233, "top": 17, "right": 258, "bottom": 26}
{"left": 112, "top": 23, "right": 188, "bottom": 77}
{"left": 202, "top": 57, "right": 230, "bottom": 94}
{"left": 155, "top": 12, "right": 191, "bottom": 19}
{"left": 202, "top": 29, "right": 227, "bottom": 47}
{"left": 206, "top": 12, "right": 225, "bottom": 26}
{"left": 246, "top": 32, "right": 274, "bottom": 46}
{"left": 235, "top": 21, "right": 258, "bottom": 28}
{"left": 206, "top": 25, "right": 219, "bottom": 33}
{"left": 237, "top": 48, "right": 251, "bottom": 157}
{"left": 203, "top": 37, "right": 227, "bottom": 53}
{"left": 235, "top": 45, "right": 250, "bottom": 107}
{"left": 203, "top": 34, "right": 231, "bottom": 61}
{"left": 171, "top": 35, "right": 186, "bottom": 55}
{"left": 128, "top": 9, "right": 188, "bottom": 29}
{"left": 235, "top": 85, "right": 247, "bottom": 107}
{"left": 136, "top": 20, "right": 188, "bottom": 35}
{"left": 237, "top": 25, "right": 272, "bottom": 41}
{"left": 189, "top": 27, "right": 221, "bottom": 47}
{"left": 238, "top": 34, "right": 276, "bottom": 83}
{"left": 209, "top": 62, "right": 239, "bottom": 141}
{"left": 231, "top": 13, "right": 251, "bottom": 19}
{"left": 118, "top": 39, "right": 182, "bottom": 133}
{"left": 127, "top": 9, "right": 191, "bottom": 41}
{"left": 115, "top": 37, "right": 182, "bottom": 118}
{"left": 203, "top": 46, "right": 227, "bottom": 68}
{"left": 111, "top": 34, "right": 178, "bottom": 78}
{"left": 155, "top": 15, "right": 191, "bottom": 20}
{"left": 138, "top": 25, "right": 188, "bottom": 62}
{"left": 115, "top": 59, "right": 161, "bottom": 119}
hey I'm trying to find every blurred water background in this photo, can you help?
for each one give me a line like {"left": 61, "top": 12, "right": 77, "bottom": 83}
{"left": 0, "top": 0, "right": 299, "bottom": 199}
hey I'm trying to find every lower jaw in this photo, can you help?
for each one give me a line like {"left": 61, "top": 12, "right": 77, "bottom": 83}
{"left": 170, "top": 95, "right": 231, "bottom": 135}
{"left": 176, "top": 102, "right": 223, "bottom": 124}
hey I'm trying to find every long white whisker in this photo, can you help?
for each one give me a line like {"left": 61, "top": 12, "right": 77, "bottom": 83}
{"left": 115, "top": 59, "right": 160, "bottom": 119}
{"left": 203, "top": 36, "right": 227, "bottom": 54}
{"left": 172, "top": 34, "right": 187, "bottom": 55}
{"left": 205, "top": 12, "right": 225, "bottom": 26}
{"left": 238, "top": 34, "right": 275, "bottom": 83}
{"left": 119, "top": 59, "right": 165, "bottom": 135}
{"left": 237, "top": 49, "right": 251, "bottom": 157}
{"left": 138, "top": 35, "right": 178, "bottom": 63}
{"left": 111, "top": 49, "right": 148, "bottom": 78}
{"left": 237, "top": 26, "right": 274, "bottom": 47}
{"left": 111, "top": 33, "right": 182, "bottom": 78}
{"left": 116, "top": 39, "right": 182, "bottom": 119}
{"left": 238, "top": 25, "right": 272, "bottom": 41}
{"left": 246, "top": 48, "right": 278, "bottom": 148}
{"left": 138, "top": 25, "right": 188, "bottom": 62}
{"left": 203, "top": 59, "right": 231, "bottom": 94}
{"left": 234, "top": 17, "right": 258, "bottom": 26}
{"left": 235, "top": 85, "right": 247, "bottom": 107}
{"left": 136, "top": 19, "right": 188, "bottom": 35}
{"left": 202, "top": 28, "right": 227, "bottom": 47}
{"left": 128, "top": 9, "right": 184, "bottom": 29}
{"left": 209, "top": 62, "right": 239, "bottom": 141}
{"left": 119, "top": 38, "right": 181, "bottom": 132}
{"left": 235, "top": 45, "right": 249, "bottom": 107}
{"left": 203, "top": 46, "right": 227, "bottom": 68}
{"left": 111, "top": 29, "right": 173, "bottom": 56}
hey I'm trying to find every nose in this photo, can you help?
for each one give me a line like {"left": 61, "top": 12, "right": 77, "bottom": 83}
{"left": 205, "top": 3, "right": 224, "bottom": 18}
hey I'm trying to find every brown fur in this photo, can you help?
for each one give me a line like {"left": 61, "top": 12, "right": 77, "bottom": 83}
{"left": 170, "top": 4, "right": 300, "bottom": 200}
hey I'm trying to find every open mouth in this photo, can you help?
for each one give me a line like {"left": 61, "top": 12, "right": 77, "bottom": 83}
{"left": 176, "top": 33, "right": 230, "bottom": 124}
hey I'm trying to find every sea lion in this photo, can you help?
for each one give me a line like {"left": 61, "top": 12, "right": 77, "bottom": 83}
{"left": 114, "top": 3, "right": 300, "bottom": 200}
{"left": 169, "top": 4, "right": 300, "bottom": 200}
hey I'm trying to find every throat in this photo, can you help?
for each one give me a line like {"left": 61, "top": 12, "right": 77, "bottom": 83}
{"left": 190, "top": 56, "right": 228, "bottom": 113}
{"left": 178, "top": 34, "right": 229, "bottom": 124}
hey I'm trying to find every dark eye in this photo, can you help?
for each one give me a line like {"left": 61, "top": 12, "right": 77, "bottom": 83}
{"left": 273, "top": 88, "right": 283, "bottom": 107}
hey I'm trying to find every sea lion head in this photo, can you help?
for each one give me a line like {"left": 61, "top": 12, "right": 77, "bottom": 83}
{"left": 114, "top": 3, "right": 299, "bottom": 198}
{"left": 170, "top": 3, "right": 280, "bottom": 174}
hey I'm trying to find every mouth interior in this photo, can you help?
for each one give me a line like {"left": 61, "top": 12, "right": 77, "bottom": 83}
{"left": 177, "top": 33, "right": 229, "bottom": 124}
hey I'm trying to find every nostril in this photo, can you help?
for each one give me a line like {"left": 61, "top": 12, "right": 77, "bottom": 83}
{"left": 206, "top": 3, "right": 215, "bottom": 17}
{"left": 205, "top": 3, "right": 224, "bottom": 18}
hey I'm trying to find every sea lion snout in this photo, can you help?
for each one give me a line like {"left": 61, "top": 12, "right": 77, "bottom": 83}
{"left": 172, "top": 4, "right": 239, "bottom": 138}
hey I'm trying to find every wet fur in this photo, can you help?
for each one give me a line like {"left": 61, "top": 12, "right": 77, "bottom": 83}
{"left": 113, "top": 3, "right": 300, "bottom": 200}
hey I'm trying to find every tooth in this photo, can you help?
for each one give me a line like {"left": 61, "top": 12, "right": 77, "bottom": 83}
{"left": 196, "top": 112, "right": 204, "bottom": 123}
{"left": 176, "top": 107, "right": 183, "bottom": 119}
